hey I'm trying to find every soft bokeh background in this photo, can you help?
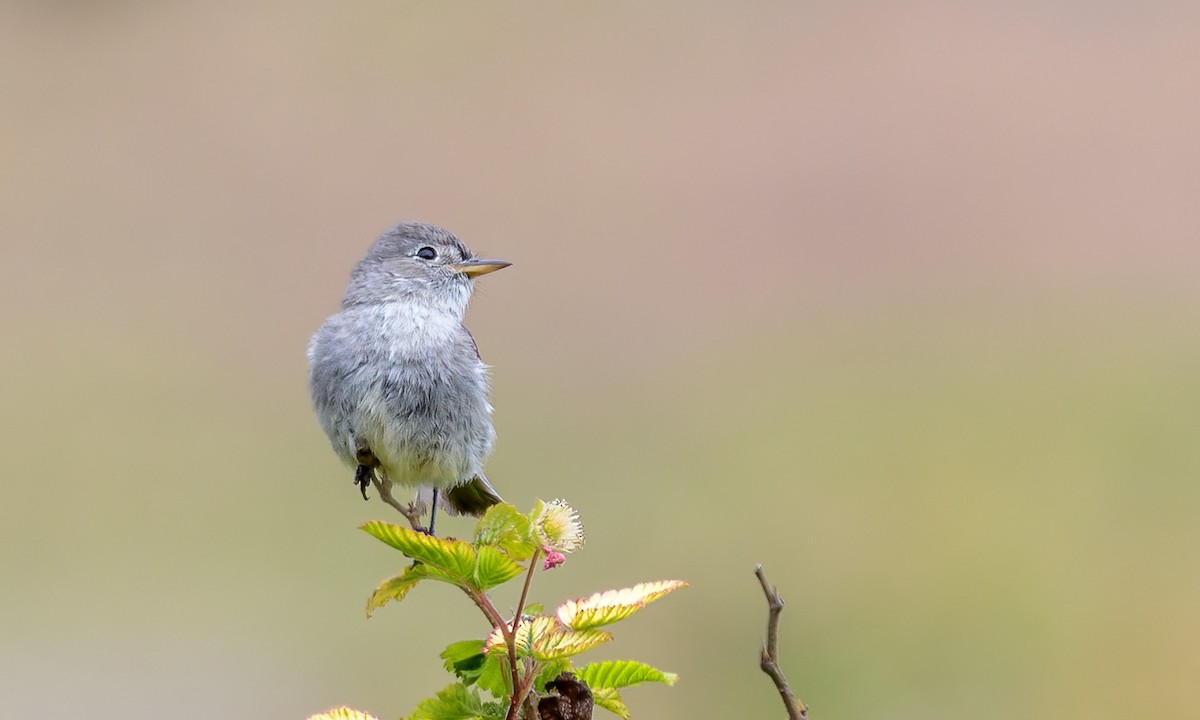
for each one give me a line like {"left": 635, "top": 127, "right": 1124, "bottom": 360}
{"left": 2, "top": 2, "right": 1198, "bottom": 718}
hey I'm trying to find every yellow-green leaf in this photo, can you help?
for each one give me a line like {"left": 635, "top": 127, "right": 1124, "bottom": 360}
{"left": 473, "top": 503, "right": 537, "bottom": 560}
{"left": 473, "top": 546, "right": 525, "bottom": 590}
{"left": 556, "top": 580, "right": 687, "bottom": 630}
{"left": 533, "top": 627, "right": 613, "bottom": 660}
{"left": 485, "top": 615, "right": 555, "bottom": 657}
{"left": 577, "top": 660, "right": 678, "bottom": 690}
{"left": 484, "top": 616, "right": 613, "bottom": 660}
{"left": 590, "top": 688, "right": 630, "bottom": 720}
{"left": 365, "top": 563, "right": 457, "bottom": 616}
{"left": 308, "top": 708, "right": 380, "bottom": 720}
{"left": 361, "top": 521, "right": 480, "bottom": 585}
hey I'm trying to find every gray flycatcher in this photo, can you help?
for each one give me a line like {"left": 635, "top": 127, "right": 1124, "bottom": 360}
{"left": 308, "top": 221, "right": 510, "bottom": 529}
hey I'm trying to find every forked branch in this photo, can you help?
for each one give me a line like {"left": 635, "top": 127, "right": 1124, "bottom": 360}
{"left": 755, "top": 565, "right": 808, "bottom": 720}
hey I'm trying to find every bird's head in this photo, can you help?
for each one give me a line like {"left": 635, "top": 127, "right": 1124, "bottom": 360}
{"left": 342, "top": 222, "right": 510, "bottom": 315}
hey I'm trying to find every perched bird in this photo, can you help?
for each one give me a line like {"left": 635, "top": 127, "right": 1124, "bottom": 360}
{"left": 308, "top": 222, "right": 510, "bottom": 529}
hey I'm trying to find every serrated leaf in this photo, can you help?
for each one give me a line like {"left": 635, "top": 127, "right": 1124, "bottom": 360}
{"left": 557, "top": 603, "right": 639, "bottom": 631}
{"left": 485, "top": 615, "right": 555, "bottom": 657}
{"left": 474, "top": 504, "right": 537, "bottom": 560}
{"left": 577, "top": 660, "right": 678, "bottom": 690}
{"left": 485, "top": 616, "right": 613, "bottom": 661}
{"left": 361, "top": 522, "right": 480, "bottom": 586}
{"left": 441, "top": 640, "right": 487, "bottom": 682}
{"left": 474, "top": 653, "right": 512, "bottom": 698}
{"left": 556, "top": 580, "right": 687, "bottom": 630}
{"left": 364, "top": 566, "right": 425, "bottom": 616}
{"left": 533, "top": 627, "right": 613, "bottom": 660}
{"left": 308, "top": 708, "right": 380, "bottom": 720}
{"left": 441, "top": 639, "right": 486, "bottom": 667}
{"left": 591, "top": 688, "right": 630, "bottom": 720}
{"left": 404, "top": 683, "right": 503, "bottom": 720}
{"left": 473, "top": 546, "right": 525, "bottom": 590}
{"left": 534, "top": 659, "right": 572, "bottom": 692}
{"left": 365, "top": 563, "right": 459, "bottom": 616}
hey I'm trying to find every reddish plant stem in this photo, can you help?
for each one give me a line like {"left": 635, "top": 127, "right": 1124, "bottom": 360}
{"left": 505, "top": 548, "right": 542, "bottom": 720}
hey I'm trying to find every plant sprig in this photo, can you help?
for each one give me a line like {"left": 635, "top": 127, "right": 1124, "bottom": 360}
{"left": 327, "top": 501, "right": 684, "bottom": 720}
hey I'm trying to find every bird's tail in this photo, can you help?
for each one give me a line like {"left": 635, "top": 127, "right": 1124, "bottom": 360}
{"left": 443, "top": 474, "right": 503, "bottom": 516}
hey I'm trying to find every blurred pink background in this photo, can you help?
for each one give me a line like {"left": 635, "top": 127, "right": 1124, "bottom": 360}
{"left": 2, "top": 2, "right": 1198, "bottom": 719}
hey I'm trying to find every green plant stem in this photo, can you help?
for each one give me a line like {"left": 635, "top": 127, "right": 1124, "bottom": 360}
{"left": 505, "top": 547, "right": 543, "bottom": 720}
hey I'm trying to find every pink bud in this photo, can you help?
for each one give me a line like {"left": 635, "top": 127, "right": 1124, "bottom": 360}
{"left": 543, "top": 547, "right": 567, "bottom": 570}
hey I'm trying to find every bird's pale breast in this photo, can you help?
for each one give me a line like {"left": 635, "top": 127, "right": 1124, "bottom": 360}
{"left": 309, "top": 302, "right": 495, "bottom": 490}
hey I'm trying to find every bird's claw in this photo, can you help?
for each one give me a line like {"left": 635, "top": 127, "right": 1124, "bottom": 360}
{"left": 354, "top": 464, "right": 373, "bottom": 500}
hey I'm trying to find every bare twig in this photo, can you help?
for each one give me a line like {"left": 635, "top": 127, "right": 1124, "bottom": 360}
{"left": 755, "top": 565, "right": 808, "bottom": 720}
{"left": 370, "top": 475, "right": 426, "bottom": 532}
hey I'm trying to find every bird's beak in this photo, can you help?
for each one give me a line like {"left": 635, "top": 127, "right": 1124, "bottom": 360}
{"left": 451, "top": 259, "right": 512, "bottom": 278}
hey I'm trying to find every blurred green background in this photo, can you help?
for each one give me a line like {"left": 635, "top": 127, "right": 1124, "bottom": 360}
{"left": 2, "top": 2, "right": 1198, "bottom": 718}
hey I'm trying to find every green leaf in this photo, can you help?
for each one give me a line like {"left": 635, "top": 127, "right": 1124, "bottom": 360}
{"left": 404, "top": 683, "right": 503, "bottom": 720}
{"left": 307, "top": 708, "right": 380, "bottom": 720}
{"left": 557, "top": 580, "right": 687, "bottom": 630}
{"left": 473, "top": 546, "right": 525, "bottom": 590}
{"left": 577, "top": 660, "right": 678, "bottom": 690}
{"left": 361, "top": 522, "right": 481, "bottom": 587}
{"left": 366, "top": 563, "right": 456, "bottom": 617}
{"left": 441, "top": 640, "right": 486, "bottom": 667}
{"left": 523, "top": 603, "right": 545, "bottom": 616}
{"left": 473, "top": 503, "right": 537, "bottom": 560}
{"left": 534, "top": 659, "right": 572, "bottom": 692}
{"left": 591, "top": 688, "right": 631, "bottom": 720}
{"left": 474, "top": 653, "right": 513, "bottom": 699}
{"left": 441, "top": 640, "right": 487, "bottom": 682}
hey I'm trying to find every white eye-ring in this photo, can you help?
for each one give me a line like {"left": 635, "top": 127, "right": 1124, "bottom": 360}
{"left": 416, "top": 246, "right": 437, "bottom": 260}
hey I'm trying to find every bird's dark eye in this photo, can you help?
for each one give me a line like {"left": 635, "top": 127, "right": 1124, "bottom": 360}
{"left": 416, "top": 246, "right": 437, "bottom": 260}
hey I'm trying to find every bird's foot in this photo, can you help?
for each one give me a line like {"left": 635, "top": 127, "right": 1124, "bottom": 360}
{"left": 369, "top": 475, "right": 431, "bottom": 533}
{"left": 403, "top": 503, "right": 432, "bottom": 535}
{"left": 354, "top": 464, "right": 373, "bottom": 500}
